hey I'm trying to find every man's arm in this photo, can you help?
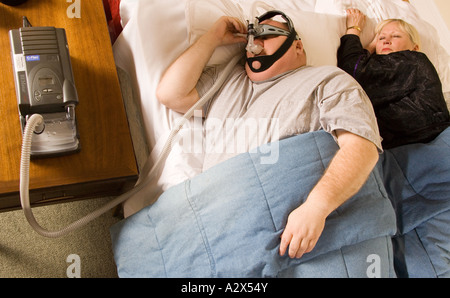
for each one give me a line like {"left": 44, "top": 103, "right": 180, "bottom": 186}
{"left": 156, "top": 16, "right": 247, "bottom": 114}
{"left": 279, "top": 130, "right": 379, "bottom": 258}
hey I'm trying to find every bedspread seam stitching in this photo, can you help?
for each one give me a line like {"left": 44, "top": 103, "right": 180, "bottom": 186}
{"left": 184, "top": 180, "right": 217, "bottom": 277}
{"left": 248, "top": 153, "right": 278, "bottom": 232}
{"left": 146, "top": 213, "right": 169, "bottom": 277}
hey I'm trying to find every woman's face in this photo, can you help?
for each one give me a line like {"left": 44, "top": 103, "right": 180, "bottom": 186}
{"left": 376, "top": 21, "right": 419, "bottom": 55}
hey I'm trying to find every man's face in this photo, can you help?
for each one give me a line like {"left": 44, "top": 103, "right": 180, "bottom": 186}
{"left": 245, "top": 19, "right": 304, "bottom": 81}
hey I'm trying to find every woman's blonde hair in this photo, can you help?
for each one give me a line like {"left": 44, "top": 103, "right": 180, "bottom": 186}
{"left": 375, "top": 19, "right": 421, "bottom": 50}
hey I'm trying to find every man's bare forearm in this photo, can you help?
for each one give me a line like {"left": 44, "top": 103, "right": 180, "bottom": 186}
{"left": 156, "top": 33, "right": 218, "bottom": 113}
{"left": 306, "top": 130, "right": 379, "bottom": 216}
{"left": 156, "top": 16, "right": 246, "bottom": 114}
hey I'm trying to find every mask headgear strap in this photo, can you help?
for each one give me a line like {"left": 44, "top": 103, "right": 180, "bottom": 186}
{"left": 247, "top": 10, "right": 299, "bottom": 73}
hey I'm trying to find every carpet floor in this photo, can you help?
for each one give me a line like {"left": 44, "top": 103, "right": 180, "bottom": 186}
{"left": 0, "top": 197, "right": 121, "bottom": 278}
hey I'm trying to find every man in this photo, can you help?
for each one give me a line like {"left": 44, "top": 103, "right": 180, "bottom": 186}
{"left": 156, "top": 14, "right": 381, "bottom": 260}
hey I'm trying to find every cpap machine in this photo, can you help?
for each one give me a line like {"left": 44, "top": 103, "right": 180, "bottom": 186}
{"left": 10, "top": 16, "right": 80, "bottom": 158}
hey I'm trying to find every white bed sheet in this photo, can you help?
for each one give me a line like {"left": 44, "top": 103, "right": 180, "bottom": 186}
{"left": 114, "top": 0, "right": 450, "bottom": 217}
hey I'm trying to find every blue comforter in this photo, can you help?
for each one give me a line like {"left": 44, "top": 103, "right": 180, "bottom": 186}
{"left": 379, "top": 127, "right": 450, "bottom": 277}
{"left": 111, "top": 130, "right": 397, "bottom": 277}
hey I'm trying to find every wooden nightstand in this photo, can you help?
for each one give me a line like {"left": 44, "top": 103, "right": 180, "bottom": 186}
{"left": 0, "top": 0, "right": 138, "bottom": 211}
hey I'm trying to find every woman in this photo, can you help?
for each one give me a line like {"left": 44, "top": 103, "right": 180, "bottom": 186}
{"left": 338, "top": 9, "right": 449, "bottom": 149}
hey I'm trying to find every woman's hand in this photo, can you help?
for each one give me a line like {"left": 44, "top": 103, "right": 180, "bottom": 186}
{"left": 346, "top": 8, "right": 366, "bottom": 36}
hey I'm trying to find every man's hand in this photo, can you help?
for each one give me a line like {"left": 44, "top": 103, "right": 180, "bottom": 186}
{"left": 207, "top": 16, "right": 247, "bottom": 47}
{"left": 279, "top": 200, "right": 327, "bottom": 258}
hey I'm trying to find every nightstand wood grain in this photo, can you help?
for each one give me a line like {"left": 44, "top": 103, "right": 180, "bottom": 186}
{"left": 0, "top": 0, "right": 138, "bottom": 211}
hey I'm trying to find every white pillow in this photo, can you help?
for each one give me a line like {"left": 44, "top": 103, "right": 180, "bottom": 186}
{"left": 115, "top": 0, "right": 205, "bottom": 217}
{"left": 185, "top": 0, "right": 450, "bottom": 94}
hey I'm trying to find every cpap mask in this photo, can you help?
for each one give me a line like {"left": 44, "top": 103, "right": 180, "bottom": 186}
{"left": 246, "top": 10, "right": 299, "bottom": 73}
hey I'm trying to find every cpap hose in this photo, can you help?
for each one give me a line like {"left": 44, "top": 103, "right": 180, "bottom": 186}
{"left": 245, "top": 1, "right": 274, "bottom": 55}
{"left": 20, "top": 54, "right": 242, "bottom": 238}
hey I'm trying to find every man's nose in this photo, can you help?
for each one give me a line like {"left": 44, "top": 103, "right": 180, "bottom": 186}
{"left": 254, "top": 38, "right": 264, "bottom": 46}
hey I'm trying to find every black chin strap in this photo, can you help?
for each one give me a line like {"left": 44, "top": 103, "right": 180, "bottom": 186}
{"left": 246, "top": 31, "right": 297, "bottom": 73}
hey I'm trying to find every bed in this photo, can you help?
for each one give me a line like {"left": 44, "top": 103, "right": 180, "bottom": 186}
{"left": 106, "top": 0, "right": 450, "bottom": 277}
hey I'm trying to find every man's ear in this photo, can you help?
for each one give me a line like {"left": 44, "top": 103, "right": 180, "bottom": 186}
{"left": 295, "top": 39, "right": 304, "bottom": 53}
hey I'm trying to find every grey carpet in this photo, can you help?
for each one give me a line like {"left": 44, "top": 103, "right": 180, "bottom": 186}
{"left": 0, "top": 197, "right": 121, "bottom": 278}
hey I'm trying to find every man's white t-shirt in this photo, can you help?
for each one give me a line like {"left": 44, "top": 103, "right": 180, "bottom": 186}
{"left": 196, "top": 63, "right": 382, "bottom": 171}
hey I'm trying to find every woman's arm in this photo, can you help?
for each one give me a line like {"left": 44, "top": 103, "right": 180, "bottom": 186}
{"left": 337, "top": 9, "right": 372, "bottom": 76}
{"left": 345, "top": 8, "right": 379, "bottom": 54}
{"left": 156, "top": 16, "right": 246, "bottom": 114}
